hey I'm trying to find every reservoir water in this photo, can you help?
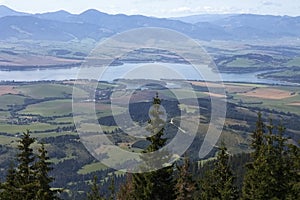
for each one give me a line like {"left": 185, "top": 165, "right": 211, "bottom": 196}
{"left": 0, "top": 63, "right": 297, "bottom": 86}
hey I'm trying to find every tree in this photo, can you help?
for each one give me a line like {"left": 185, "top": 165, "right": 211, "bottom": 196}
{"left": 117, "top": 174, "right": 133, "bottom": 200}
{"left": 0, "top": 130, "right": 61, "bottom": 200}
{"left": 242, "top": 117, "right": 298, "bottom": 200}
{"left": 201, "top": 143, "right": 238, "bottom": 200}
{"left": 127, "top": 93, "right": 175, "bottom": 200}
{"left": 0, "top": 163, "right": 20, "bottom": 200}
{"left": 34, "top": 143, "right": 61, "bottom": 200}
{"left": 251, "top": 112, "right": 265, "bottom": 159}
{"left": 16, "top": 129, "right": 37, "bottom": 199}
{"left": 87, "top": 176, "right": 104, "bottom": 200}
{"left": 286, "top": 141, "right": 300, "bottom": 200}
{"left": 108, "top": 175, "right": 115, "bottom": 200}
{"left": 175, "top": 157, "right": 196, "bottom": 200}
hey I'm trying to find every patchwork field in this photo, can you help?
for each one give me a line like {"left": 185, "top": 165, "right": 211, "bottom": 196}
{"left": 0, "top": 85, "right": 19, "bottom": 96}
{"left": 0, "top": 80, "right": 299, "bottom": 198}
{"left": 240, "top": 88, "right": 296, "bottom": 99}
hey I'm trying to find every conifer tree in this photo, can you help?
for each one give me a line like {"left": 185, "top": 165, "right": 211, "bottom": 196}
{"left": 0, "top": 130, "right": 60, "bottom": 200}
{"left": 87, "top": 176, "right": 104, "bottom": 200}
{"left": 130, "top": 93, "right": 175, "bottom": 200}
{"left": 16, "top": 129, "right": 37, "bottom": 199}
{"left": 117, "top": 174, "right": 133, "bottom": 200}
{"left": 175, "top": 157, "right": 196, "bottom": 200}
{"left": 108, "top": 175, "right": 115, "bottom": 200}
{"left": 242, "top": 117, "right": 297, "bottom": 200}
{"left": 34, "top": 143, "right": 61, "bottom": 200}
{"left": 286, "top": 141, "right": 300, "bottom": 200}
{"left": 0, "top": 163, "right": 20, "bottom": 200}
{"left": 251, "top": 112, "right": 264, "bottom": 159}
{"left": 201, "top": 143, "right": 238, "bottom": 200}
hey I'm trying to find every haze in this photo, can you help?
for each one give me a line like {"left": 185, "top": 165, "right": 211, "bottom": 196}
{"left": 0, "top": 0, "right": 299, "bottom": 17}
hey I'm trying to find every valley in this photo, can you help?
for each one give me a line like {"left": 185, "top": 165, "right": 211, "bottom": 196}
{"left": 0, "top": 5, "right": 300, "bottom": 199}
{"left": 0, "top": 79, "right": 299, "bottom": 198}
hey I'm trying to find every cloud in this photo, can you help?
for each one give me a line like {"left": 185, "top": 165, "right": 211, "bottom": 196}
{"left": 170, "top": 6, "right": 193, "bottom": 13}
{"left": 262, "top": 1, "right": 281, "bottom": 7}
{"left": 169, "top": 6, "right": 244, "bottom": 15}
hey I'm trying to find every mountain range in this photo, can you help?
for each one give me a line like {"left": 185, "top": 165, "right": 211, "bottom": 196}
{"left": 0, "top": 5, "right": 300, "bottom": 41}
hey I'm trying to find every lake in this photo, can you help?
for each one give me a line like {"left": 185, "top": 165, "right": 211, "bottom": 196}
{"left": 0, "top": 63, "right": 297, "bottom": 86}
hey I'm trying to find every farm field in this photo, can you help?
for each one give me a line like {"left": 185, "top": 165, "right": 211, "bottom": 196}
{"left": 0, "top": 80, "right": 299, "bottom": 197}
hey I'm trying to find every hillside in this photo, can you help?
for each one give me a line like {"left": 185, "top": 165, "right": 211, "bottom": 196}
{"left": 0, "top": 6, "right": 300, "bottom": 41}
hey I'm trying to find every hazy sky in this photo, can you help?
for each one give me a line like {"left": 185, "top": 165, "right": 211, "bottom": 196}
{"left": 0, "top": 0, "right": 299, "bottom": 17}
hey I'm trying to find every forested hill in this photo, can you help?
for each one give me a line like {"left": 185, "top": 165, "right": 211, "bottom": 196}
{"left": 0, "top": 5, "right": 300, "bottom": 41}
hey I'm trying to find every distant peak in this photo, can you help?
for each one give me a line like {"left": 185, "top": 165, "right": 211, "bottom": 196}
{"left": 53, "top": 10, "right": 71, "bottom": 14}
{"left": 79, "top": 9, "right": 107, "bottom": 16}
{"left": 0, "top": 5, "right": 28, "bottom": 17}
{"left": 0, "top": 5, "right": 14, "bottom": 11}
{"left": 42, "top": 10, "right": 72, "bottom": 15}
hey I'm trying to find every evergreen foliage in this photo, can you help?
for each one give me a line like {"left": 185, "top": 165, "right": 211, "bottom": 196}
{"left": 108, "top": 175, "right": 115, "bottom": 200}
{"left": 87, "top": 176, "right": 105, "bottom": 200}
{"left": 35, "top": 143, "right": 61, "bottom": 200}
{"left": 121, "top": 94, "right": 175, "bottom": 200}
{"left": 242, "top": 116, "right": 300, "bottom": 200}
{"left": 200, "top": 142, "right": 238, "bottom": 200}
{"left": 0, "top": 130, "right": 60, "bottom": 200}
{"left": 175, "top": 157, "right": 196, "bottom": 200}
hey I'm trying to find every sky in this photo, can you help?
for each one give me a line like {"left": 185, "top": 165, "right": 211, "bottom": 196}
{"left": 0, "top": 0, "right": 299, "bottom": 17}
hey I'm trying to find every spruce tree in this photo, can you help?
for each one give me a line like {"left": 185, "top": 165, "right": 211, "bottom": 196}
{"left": 87, "top": 176, "right": 104, "bottom": 200}
{"left": 201, "top": 143, "right": 238, "bottom": 200}
{"left": 34, "top": 143, "right": 61, "bottom": 200}
{"left": 251, "top": 112, "right": 265, "bottom": 159}
{"left": 108, "top": 175, "right": 115, "bottom": 200}
{"left": 175, "top": 157, "right": 196, "bottom": 200}
{"left": 117, "top": 174, "right": 133, "bottom": 200}
{"left": 286, "top": 141, "right": 300, "bottom": 200}
{"left": 16, "top": 129, "right": 37, "bottom": 199}
{"left": 130, "top": 93, "right": 175, "bottom": 200}
{"left": 1, "top": 130, "right": 60, "bottom": 200}
{"left": 242, "top": 117, "right": 297, "bottom": 200}
{"left": 0, "top": 163, "right": 20, "bottom": 200}
{"left": 264, "top": 122, "right": 290, "bottom": 199}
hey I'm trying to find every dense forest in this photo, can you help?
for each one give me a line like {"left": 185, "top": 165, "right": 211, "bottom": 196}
{"left": 0, "top": 96, "right": 299, "bottom": 200}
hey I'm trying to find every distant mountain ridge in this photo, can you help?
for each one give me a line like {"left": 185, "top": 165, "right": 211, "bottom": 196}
{"left": 0, "top": 5, "right": 299, "bottom": 41}
{"left": 0, "top": 5, "right": 28, "bottom": 18}
{"left": 171, "top": 14, "right": 236, "bottom": 24}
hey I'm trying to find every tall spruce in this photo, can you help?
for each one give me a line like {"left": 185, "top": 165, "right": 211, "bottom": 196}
{"left": 242, "top": 116, "right": 297, "bottom": 199}
{"left": 286, "top": 140, "right": 300, "bottom": 199}
{"left": 251, "top": 112, "right": 264, "bottom": 159}
{"left": 0, "top": 163, "right": 20, "bottom": 199}
{"left": 175, "top": 157, "right": 196, "bottom": 200}
{"left": 16, "top": 130, "right": 37, "bottom": 199}
{"left": 34, "top": 143, "right": 60, "bottom": 200}
{"left": 0, "top": 130, "right": 60, "bottom": 200}
{"left": 130, "top": 93, "right": 175, "bottom": 200}
{"left": 201, "top": 143, "right": 238, "bottom": 200}
{"left": 117, "top": 174, "right": 133, "bottom": 200}
{"left": 87, "top": 176, "right": 104, "bottom": 200}
{"left": 108, "top": 175, "right": 115, "bottom": 200}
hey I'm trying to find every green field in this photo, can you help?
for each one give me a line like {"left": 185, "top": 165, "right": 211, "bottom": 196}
{"left": 224, "top": 58, "right": 258, "bottom": 67}
{"left": 287, "top": 57, "right": 300, "bottom": 67}
{"left": 77, "top": 162, "right": 108, "bottom": 175}
{"left": 0, "top": 94, "right": 26, "bottom": 110}
{"left": 20, "top": 99, "right": 72, "bottom": 117}
{"left": 18, "top": 84, "right": 73, "bottom": 99}
{"left": 0, "top": 123, "right": 60, "bottom": 135}
{"left": 0, "top": 80, "right": 299, "bottom": 198}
